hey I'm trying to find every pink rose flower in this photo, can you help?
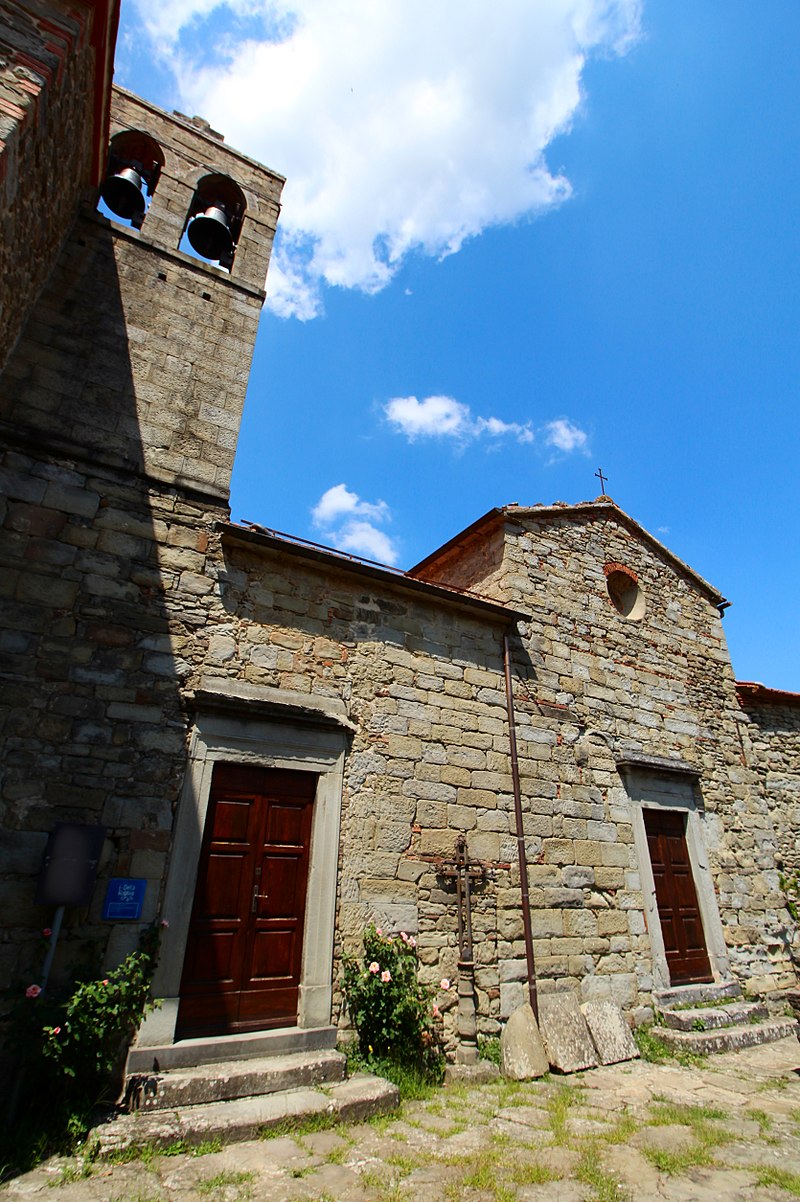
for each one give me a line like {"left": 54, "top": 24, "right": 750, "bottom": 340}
{"left": 25, "top": 984, "right": 41, "bottom": 999}
{"left": 52, "top": 1027, "right": 61, "bottom": 1035}
{"left": 381, "top": 970, "right": 391, "bottom": 983}
{"left": 160, "top": 919, "right": 170, "bottom": 928}
{"left": 375, "top": 927, "right": 382, "bottom": 936}
{"left": 408, "top": 936, "right": 416, "bottom": 948}
{"left": 432, "top": 1004, "right": 440, "bottom": 1018}
{"left": 42, "top": 928, "right": 52, "bottom": 938}
{"left": 440, "top": 978, "right": 451, "bottom": 991}
{"left": 368, "top": 961, "right": 379, "bottom": 974}
{"left": 400, "top": 931, "right": 408, "bottom": 943}
{"left": 102, "top": 979, "right": 109, "bottom": 986}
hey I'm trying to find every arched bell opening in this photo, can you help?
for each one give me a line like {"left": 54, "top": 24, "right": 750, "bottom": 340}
{"left": 98, "top": 130, "right": 165, "bottom": 230}
{"left": 181, "top": 174, "right": 246, "bottom": 271}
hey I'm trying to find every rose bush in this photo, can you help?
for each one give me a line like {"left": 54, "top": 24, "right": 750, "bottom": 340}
{"left": 342, "top": 923, "right": 443, "bottom": 1078}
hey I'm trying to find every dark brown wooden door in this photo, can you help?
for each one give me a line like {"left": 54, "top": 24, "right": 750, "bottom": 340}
{"left": 177, "top": 764, "right": 316, "bottom": 1039}
{"left": 644, "top": 808, "right": 712, "bottom": 986}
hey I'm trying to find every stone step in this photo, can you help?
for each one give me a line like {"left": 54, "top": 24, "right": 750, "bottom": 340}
{"left": 652, "top": 981, "right": 741, "bottom": 1010}
{"left": 659, "top": 1001, "right": 767, "bottom": 1032}
{"left": 126, "top": 1024, "right": 338, "bottom": 1074}
{"left": 124, "top": 1049, "right": 347, "bottom": 1112}
{"left": 92, "top": 1072, "right": 399, "bottom": 1156}
{"left": 651, "top": 1017, "right": 797, "bottom": 1055}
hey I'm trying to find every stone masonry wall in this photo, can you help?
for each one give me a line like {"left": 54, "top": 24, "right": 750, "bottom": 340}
{"left": 738, "top": 694, "right": 800, "bottom": 873}
{"left": 149, "top": 524, "right": 671, "bottom": 1041}
{"left": 0, "top": 88, "right": 284, "bottom": 501}
{"left": 416, "top": 504, "right": 797, "bottom": 1002}
{"left": 0, "top": 86, "right": 283, "bottom": 991}
{"left": 0, "top": 0, "right": 100, "bottom": 369}
{"left": 0, "top": 438, "right": 226, "bottom": 986}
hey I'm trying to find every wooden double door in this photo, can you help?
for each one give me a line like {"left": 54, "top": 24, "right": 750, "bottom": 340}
{"left": 177, "top": 764, "right": 316, "bottom": 1039}
{"left": 644, "top": 808, "right": 712, "bottom": 986}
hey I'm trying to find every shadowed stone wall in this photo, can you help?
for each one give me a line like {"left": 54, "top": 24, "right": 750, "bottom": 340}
{"left": 0, "top": 87, "right": 283, "bottom": 989}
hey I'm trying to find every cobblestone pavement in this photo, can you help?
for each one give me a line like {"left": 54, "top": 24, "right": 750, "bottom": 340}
{"left": 5, "top": 1038, "right": 800, "bottom": 1201}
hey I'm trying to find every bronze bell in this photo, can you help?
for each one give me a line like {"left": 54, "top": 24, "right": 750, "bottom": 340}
{"left": 101, "top": 166, "right": 146, "bottom": 223}
{"left": 187, "top": 204, "right": 234, "bottom": 262}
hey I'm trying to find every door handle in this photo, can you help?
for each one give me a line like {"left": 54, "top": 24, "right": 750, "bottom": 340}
{"left": 251, "top": 884, "right": 269, "bottom": 913}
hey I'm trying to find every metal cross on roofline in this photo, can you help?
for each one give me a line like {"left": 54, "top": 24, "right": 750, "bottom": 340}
{"left": 595, "top": 467, "right": 608, "bottom": 494}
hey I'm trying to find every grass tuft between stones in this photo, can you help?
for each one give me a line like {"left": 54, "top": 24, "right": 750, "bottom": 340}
{"left": 196, "top": 1169, "right": 254, "bottom": 1196}
{"left": 754, "top": 1165, "right": 800, "bottom": 1196}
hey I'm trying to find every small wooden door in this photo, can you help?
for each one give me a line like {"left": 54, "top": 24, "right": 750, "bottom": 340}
{"left": 177, "top": 764, "right": 316, "bottom": 1039}
{"left": 644, "top": 808, "right": 712, "bottom": 986}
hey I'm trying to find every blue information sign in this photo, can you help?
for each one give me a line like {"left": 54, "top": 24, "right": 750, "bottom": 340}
{"left": 102, "top": 878, "right": 146, "bottom": 921}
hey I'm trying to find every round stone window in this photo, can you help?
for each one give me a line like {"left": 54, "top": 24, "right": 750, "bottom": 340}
{"left": 605, "top": 567, "right": 646, "bottom": 621}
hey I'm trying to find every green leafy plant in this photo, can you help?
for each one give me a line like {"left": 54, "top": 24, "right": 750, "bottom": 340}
{"left": 342, "top": 925, "right": 444, "bottom": 1080}
{"left": 39, "top": 922, "right": 163, "bottom": 1100}
{"left": 477, "top": 1035, "right": 501, "bottom": 1066}
{"left": 780, "top": 869, "right": 800, "bottom": 921}
{"left": 1, "top": 921, "right": 166, "bottom": 1179}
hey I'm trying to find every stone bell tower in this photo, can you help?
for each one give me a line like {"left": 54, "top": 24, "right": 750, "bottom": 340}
{"left": 0, "top": 85, "right": 284, "bottom": 982}
{"left": 1, "top": 86, "right": 284, "bottom": 501}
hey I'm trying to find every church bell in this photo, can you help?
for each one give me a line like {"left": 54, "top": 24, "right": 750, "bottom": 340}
{"left": 100, "top": 166, "right": 146, "bottom": 223}
{"left": 186, "top": 204, "right": 235, "bottom": 263}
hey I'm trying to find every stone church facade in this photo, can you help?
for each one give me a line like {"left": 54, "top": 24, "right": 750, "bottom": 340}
{"left": 1, "top": 0, "right": 798, "bottom": 1066}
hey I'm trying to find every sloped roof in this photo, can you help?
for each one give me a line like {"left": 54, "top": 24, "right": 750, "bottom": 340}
{"left": 410, "top": 497, "right": 729, "bottom": 609}
{"left": 737, "top": 682, "right": 800, "bottom": 707}
{"left": 220, "top": 521, "right": 529, "bottom": 623}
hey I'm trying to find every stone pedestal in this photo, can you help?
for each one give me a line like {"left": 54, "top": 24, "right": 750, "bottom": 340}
{"left": 455, "top": 960, "right": 479, "bottom": 1065}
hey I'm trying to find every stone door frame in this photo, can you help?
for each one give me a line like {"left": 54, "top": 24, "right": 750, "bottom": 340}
{"left": 136, "top": 682, "right": 350, "bottom": 1049}
{"left": 619, "top": 760, "right": 731, "bottom": 993}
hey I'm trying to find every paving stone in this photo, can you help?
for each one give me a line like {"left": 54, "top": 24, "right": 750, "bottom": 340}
{"left": 631, "top": 1123, "right": 694, "bottom": 1154}
{"left": 538, "top": 992, "right": 599, "bottom": 1073}
{"left": 500, "top": 1001, "right": 549, "bottom": 1079}
{"left": 581, "top": 999, "right": 640, "bottom": 1065}
{"left": 444, "top": 1059, "right": 501, "bottom": 1085}
{"left": 602, "top": 1144, "right": 663, "bottom": 1195}
{"left": 7, "top": 1040, "right": 800, "bottom": 1202}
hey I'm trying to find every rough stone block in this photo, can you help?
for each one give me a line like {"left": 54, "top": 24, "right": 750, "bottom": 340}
{"left": 580, "top": 1000, "right": 639, "bottom": 1064}
{"left": 538, "top": 992, "right": 598, "bottom": 1073}
{"left": 500, "top": 1003, "right": 548, "bottom": 1080}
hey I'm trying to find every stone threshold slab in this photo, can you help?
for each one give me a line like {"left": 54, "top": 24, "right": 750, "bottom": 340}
{"left": 126, "top": 1049, "right": 347, "bottom": 1111}
{"left": 92, "top": 1073, "right": 399, "bottom": 1155}
{"left": 652, "top": 1017, "right": 797, "bottom": 1055}
{"left": 659, "top": 1001, "right": 767, "bottom": 1032}
{"left": 127, "top": 1024, "right": 338, "bottom": 1073}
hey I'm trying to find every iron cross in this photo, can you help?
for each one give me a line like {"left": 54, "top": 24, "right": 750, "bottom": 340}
{"left": 438, "top": 835, "right": 486, "bottom": 962}
{"left": 595, "top": 467, "right": 608, "bottom": 494}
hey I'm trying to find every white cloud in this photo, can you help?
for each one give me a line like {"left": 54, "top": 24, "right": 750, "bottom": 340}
{"left": 385, "top": 395, "right": 534, "bottom": 446}
{"left": 476, "top": 416, "right": 535, "bottom": 444}
{"left": 333, "top": 520, "right": 399, "bottom": 565}
{"left": 129, "top": 0, "right": 641, "bottom": 318}
{"left": 385, "top": 395, "right": 471, "bottom": 440}
{"left": 543, "top": 418, "right": 589, "bottom": 454}
{"left": 312, "top": 482, "right": 388, "bottom": 525}
{"left": 311, "top": 483, "right": 399, "bottom": 565}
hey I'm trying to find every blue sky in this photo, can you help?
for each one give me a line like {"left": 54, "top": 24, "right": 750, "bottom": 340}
{"left": 116, "top": 1, "right": 799, "bottom": 691}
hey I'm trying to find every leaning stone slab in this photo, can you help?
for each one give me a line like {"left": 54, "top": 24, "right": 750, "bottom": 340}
{"left": 581, "top": 1000, "right": 639, "bottom": 1065}
{"left": 500, "top": 1002, "right": 549, "bottom": 1079}
{"left": 538, "top": 992, "right": 598, "bottom": 1073}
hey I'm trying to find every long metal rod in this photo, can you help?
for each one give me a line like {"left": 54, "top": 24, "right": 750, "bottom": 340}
{"left": 503, "top": 631, "right": 539, "bottom": 1022}
{"left": 463, "top": 843, "right": 474, "bottom": 960}
{"left": 40, "top": 905, "right": 64, "bottom": 995}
